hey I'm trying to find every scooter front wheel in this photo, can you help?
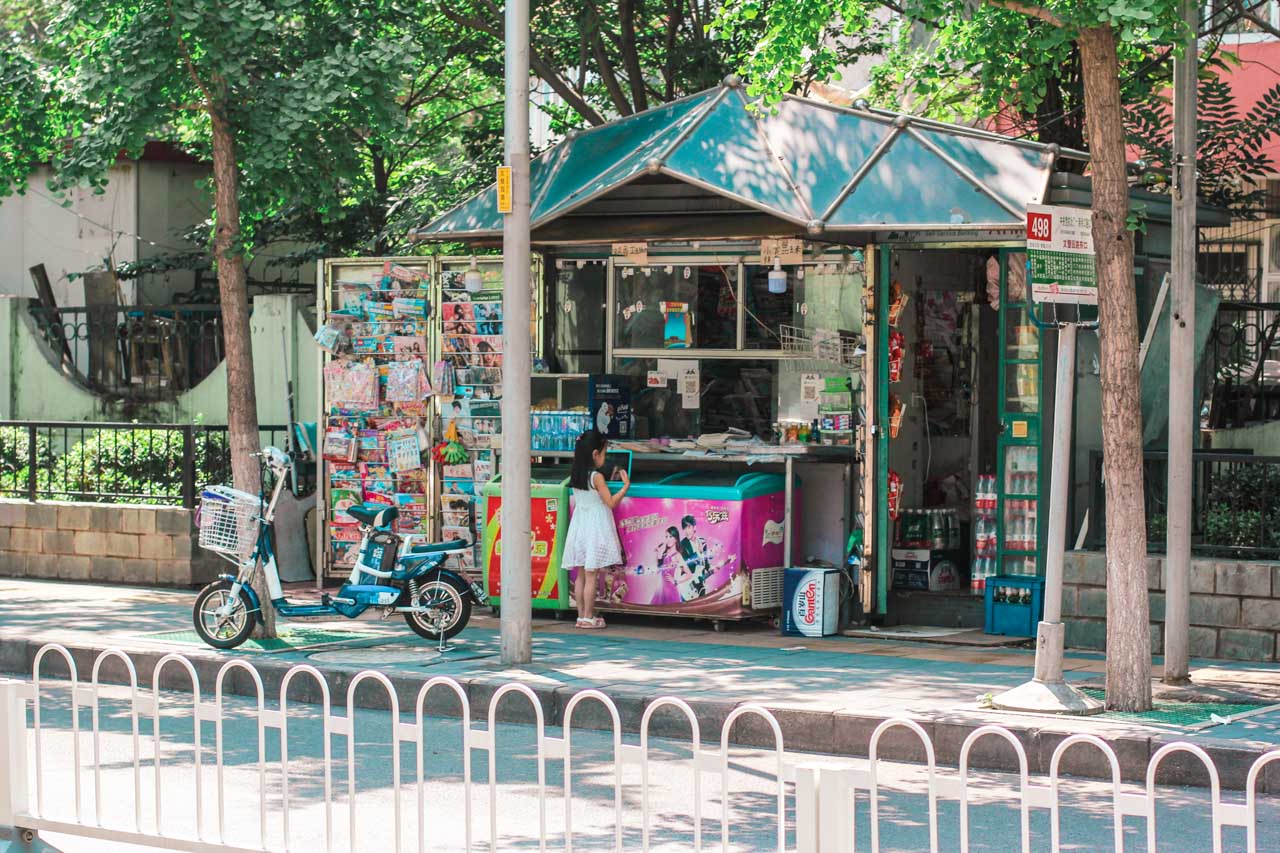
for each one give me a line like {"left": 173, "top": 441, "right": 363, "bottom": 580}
{"left": 193, "top": 581, "right": 258, "bottom": 649}
{"left": 405, "top": 576, "right": 471, "bottom": 642}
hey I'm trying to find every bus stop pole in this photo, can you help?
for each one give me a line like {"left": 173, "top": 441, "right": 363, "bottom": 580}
{"left": 500, "top": 0, "right": 533, "bottom": 665}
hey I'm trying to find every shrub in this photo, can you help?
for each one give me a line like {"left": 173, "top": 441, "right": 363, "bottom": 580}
{"left": 0, "top": 427, "right": 53, "bottom": 493}
{"left": 1201, "top": 463, "right": 1280, "bottom": 554}
{"left": 48, "top": 428, "right": 232, "bottom": 504}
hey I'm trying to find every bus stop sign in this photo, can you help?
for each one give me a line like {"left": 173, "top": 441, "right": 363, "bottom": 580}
{"left": 1027, "top": 204, "right": 1097, "bottom": 305}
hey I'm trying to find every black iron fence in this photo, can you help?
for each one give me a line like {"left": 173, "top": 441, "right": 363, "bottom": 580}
{"left": 0, "top": 421, "right": 294, "bottom": 507}
{"left": 29, "top": 304, "right": 224, "bottom": 400}
{"left": 1205, "top": 302, "right": 1280, "bottom": 429}
{"left": 1088, "top": 449, "right": 1280, "bottom": 559}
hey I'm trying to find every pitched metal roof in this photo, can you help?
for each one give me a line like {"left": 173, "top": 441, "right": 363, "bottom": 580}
{"left": 412, "top": 82, "right": 1083, "bottom": 242}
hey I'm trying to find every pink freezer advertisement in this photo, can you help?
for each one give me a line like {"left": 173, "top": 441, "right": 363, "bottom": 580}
{"left": 579, "top": 486, "right": 795, "bottom": 618}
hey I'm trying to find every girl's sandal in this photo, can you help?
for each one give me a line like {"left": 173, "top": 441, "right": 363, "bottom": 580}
{"left": 575, "top": 618, "right": 597, "bottom": 629}
{"left": 591, "top": 616, "right": 607, "bottom": 628}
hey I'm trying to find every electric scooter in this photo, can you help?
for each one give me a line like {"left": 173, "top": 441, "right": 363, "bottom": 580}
{"left": 192, "top": 447, "right": 484, "bottom": 649}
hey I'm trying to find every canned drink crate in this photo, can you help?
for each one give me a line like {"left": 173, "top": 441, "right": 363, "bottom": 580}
{"left": 197, "top": 485, "right": 262, "bottom": 561}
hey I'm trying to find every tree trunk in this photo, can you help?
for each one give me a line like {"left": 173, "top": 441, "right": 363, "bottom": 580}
{"left": 1079, "top": 25, "right": 1150, "bottom": 711}
{"left": 370, "top": 145, "right": 390, "bottom": 255}
{"left": 210, "top": 103, "right": 273, "bottom": 638}
{"left": 618, "top": 0, "right": 649, "bottom": 112}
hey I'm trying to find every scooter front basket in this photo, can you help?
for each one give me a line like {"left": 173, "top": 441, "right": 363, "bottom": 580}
{"left": 197, "top": 485, "right": 262, "bottom": 561}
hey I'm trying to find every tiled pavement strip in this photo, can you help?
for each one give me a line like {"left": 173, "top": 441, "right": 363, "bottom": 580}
{"left": 2, "top": 578, "right": 1280, "bottom": 790}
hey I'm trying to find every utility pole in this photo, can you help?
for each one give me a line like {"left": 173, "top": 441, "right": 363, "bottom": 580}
{"left": 500, "top": 0, "right": 533, "bottom": 665}
{"left": 1164, "top": 0, "right": 1197, "bottom": 684}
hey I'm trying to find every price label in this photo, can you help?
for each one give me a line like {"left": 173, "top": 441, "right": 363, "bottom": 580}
{"left": 496, "top": 167, "right": 512, "bottom": 214}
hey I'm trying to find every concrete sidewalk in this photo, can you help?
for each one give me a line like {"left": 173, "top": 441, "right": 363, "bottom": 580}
{"left": 2, "top": 578, "right": 1279, "bottom": 790}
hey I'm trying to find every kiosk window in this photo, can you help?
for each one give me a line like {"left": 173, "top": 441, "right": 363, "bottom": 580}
{"left": 613, "top": 357, "right": 778, "bottom": 439}
{"left": 613, "top": 265, "right": 737, "bottom": 350}
{"left": 743, "top": 264, "right": 865, "bottom": 350}
{"left": 553, "top": 264, "right": 606, "bottom": 373}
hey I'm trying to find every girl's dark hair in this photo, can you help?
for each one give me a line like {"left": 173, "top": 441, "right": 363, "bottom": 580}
{"left": 570, "top": 429, "right": 607, "bottom": 490}
{"left": 665, "top": 526, "right": 680, "bottom": 541}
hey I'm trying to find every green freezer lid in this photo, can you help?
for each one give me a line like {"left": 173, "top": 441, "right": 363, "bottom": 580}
{"left": 614, "top": 471, "right": 796, "bottom": 500}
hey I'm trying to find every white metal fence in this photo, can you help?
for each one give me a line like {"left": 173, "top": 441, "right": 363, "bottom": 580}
{"left": 0, "top": 644, "right": 1278, "bottom": 852}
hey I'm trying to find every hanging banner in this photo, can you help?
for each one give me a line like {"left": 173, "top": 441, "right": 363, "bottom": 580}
{"left": 1026, "top": 204, "right": 1097, "bottom": 305}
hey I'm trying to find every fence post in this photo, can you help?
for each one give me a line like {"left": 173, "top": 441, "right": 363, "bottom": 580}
{"left": 181, "top": 425, "right": 196, "bottom": 509}
{"left": 0, "top": 678, "right": 30, "bottom": 832}
{"left": 795, "top": 763, "right": 854, "bottom": 853}
{"left": 26, "top": 425, "right": 36, "bottom": 502}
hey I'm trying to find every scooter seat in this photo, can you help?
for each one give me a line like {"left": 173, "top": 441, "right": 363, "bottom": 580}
{"left": 409, "top": 539, "right": 469, "bottom": 555}
{"left": 345, "top": 503, "right": 398, "bottom": 527}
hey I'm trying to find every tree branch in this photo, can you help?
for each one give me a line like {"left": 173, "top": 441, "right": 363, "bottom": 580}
{"left": 438, "top": 6, "right": 607, "bottom": 125}
{"left": 165, "top": 0, "right": 216, "bottom": 110}
{"left": 585, "top": 8, "right": 634, "bottom": 115}
{"left": 987, "top": 0, "right": 1066, "bottom": 28}
{"left": 1233, "top": 0, "right": 1280, "bottom": 39}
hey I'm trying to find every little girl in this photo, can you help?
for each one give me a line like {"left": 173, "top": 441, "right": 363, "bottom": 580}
{"left": 563, "top": 429, "right": 630, "bottom": 629}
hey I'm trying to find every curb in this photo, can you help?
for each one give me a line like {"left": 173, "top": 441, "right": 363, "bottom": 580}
{"left": 4, "top": 636, "right": 1277, "bottom": 793}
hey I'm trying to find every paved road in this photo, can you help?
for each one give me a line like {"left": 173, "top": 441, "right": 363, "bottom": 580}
{"left": 9, "top": 679, "right": 1280, "bottom": 852}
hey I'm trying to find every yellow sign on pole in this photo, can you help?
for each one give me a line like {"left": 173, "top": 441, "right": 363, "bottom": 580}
{"left": 496, "top": 166, "right": 513, "bottom": 214}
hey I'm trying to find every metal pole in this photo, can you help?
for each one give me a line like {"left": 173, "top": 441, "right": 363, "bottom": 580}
{"left": 1042, "top": 322, "right": 1076, "bottom": 626}
{"left": 1164, "top": 0, "right": 1197, "bottom": 685}
{"left": 500, "top": 0, "right": 533, "bottom": 665}
{"left": 993, "top": 322, "right": 1101, "bottom": 713}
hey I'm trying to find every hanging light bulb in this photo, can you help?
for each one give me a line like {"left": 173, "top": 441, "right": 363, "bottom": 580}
{"left": 767, "top": 258, "right": 787, "bottom": 294}
{"left": 464, "top": 256, "right": 484, "bottom": 293}
{"left": 797, "top": 267, "right": 806, "bottom": 281}
{"left": 683, "top": 266, "right": 692, "bottom": 279}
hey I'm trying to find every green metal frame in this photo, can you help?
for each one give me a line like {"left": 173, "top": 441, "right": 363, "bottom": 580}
{"left": 994, "top": 248, "right": 1046, "bottom": 575}
{"left": 875, "top": 246, "right": 891, "bottom": 615}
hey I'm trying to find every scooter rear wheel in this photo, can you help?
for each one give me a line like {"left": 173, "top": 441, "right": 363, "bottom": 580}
{"left": 405, "top": 576, "right": 471, "bottom": 642}
{"left": 193, "top": 581, "right": 258, "bottom": 649}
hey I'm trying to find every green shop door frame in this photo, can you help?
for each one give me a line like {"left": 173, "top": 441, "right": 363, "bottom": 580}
{"left": 994, "top": 248, "right": 1047, "bottom": 576}
{"left": 874, "top": 245, "right": 891, "bottom": 616}
{"left": 871, "top": 245, "right": 1047, "bottom": 616}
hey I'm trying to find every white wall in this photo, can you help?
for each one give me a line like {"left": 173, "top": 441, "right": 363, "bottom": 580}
{"left": 136, "top": 160, "right": 210, "bottom": 303}
{"left": 0, "top": 164, "right": 140, "bottom": 306}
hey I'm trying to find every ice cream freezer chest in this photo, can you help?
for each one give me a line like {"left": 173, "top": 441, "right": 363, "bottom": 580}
{"left": 590, "top": 471, "right": 799, "bottom": 621}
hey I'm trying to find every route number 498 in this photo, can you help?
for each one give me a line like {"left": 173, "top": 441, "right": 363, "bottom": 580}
{"left": 1027, "top": 212, "right": 1052, "bottom": 242}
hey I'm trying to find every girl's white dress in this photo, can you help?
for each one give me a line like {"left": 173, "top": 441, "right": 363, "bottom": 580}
{"left": 563, "top": 471, "right": 624, "bottom": 570}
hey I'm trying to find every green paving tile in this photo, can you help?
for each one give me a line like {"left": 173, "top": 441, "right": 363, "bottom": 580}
{"left": 1080, "top": 688, "right": 1272, "bottom": 728}
{"left": 135, "top": 626, "right": 384, "bottom": 653}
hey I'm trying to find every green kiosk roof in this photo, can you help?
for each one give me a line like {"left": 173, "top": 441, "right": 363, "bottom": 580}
{"left": 413, "top": 82, "right": 1083, "bottom": 244}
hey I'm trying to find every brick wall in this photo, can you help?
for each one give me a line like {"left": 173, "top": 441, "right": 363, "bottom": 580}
{"left": 1063, "top": 550, "right": 1280, "bottom": 662}
{"left": 0, "top": 499, "right": 222, "bottom": 587}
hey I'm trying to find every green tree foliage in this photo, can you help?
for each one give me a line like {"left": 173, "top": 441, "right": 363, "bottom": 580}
{"left": 439, "top": 0, "right": 879, "bottom": 131}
